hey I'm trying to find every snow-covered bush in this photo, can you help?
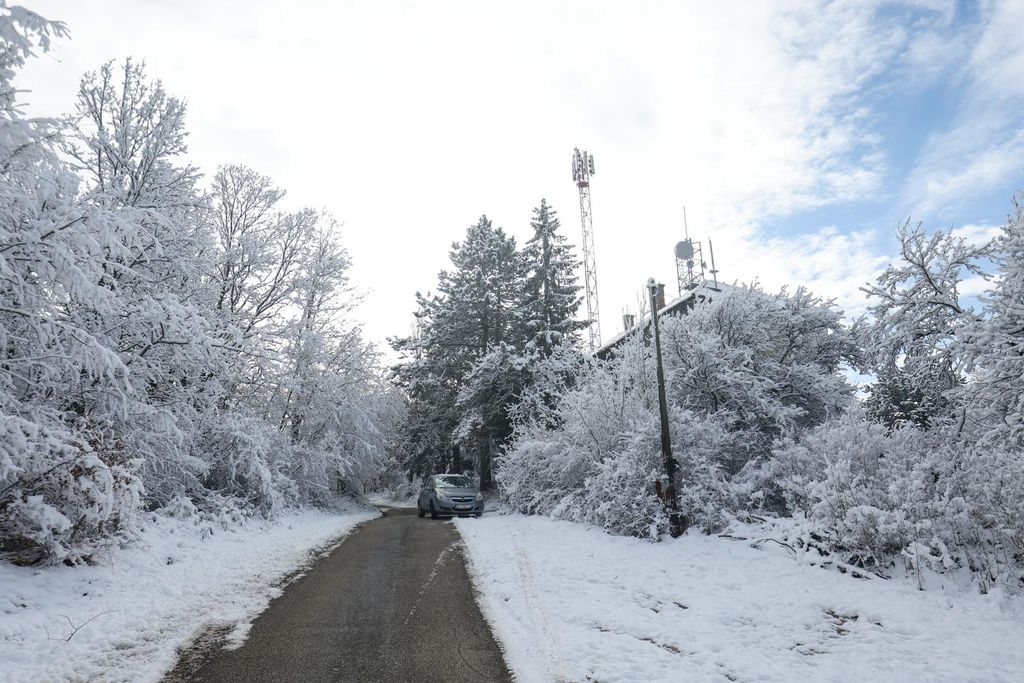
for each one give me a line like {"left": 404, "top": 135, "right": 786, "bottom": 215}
{"left": 0, "top": 413, "right": 142, "bottom": 564}
{"left": 499, "top": 358, "right": 633, "bottom": 519}
{"left": 574, "top": 419, "right": 668, "bottom": 538}
{"left": 759, "top": 407, "right": 1024, "bottom": 590}
{"left": 499, "top": 284, "right": 854, "bottom": 539}
{"left": 759, "top": 410, "right": 924, "bottom": 567}
{"left": 195, "top": 414, "right": 290, "bottom": 515}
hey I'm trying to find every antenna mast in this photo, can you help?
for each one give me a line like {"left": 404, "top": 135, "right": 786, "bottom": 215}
{"left": 572, "top": 147, "right": 601, "bottom": 351}
{"left": 675, "top": 206, "right": 707, "bottom": 294}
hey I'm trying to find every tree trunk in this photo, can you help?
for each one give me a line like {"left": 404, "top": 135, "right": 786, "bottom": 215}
{"left": 479, "top": 432, "right": 494, "bottom": 490}
{"left": 451, "top": 444, "right": 462, "bottom": 475}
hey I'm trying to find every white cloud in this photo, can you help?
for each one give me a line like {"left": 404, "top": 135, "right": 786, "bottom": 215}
{"left": 908, "top": 128, "right": 1024, "bottom": 219}
{"left": 951, "top": 222, "right": 1002, "bottom": 247}
{"left": 904, "top": 0, "right": 1024, "bottom": 219}
{"left": 712, "top": 224, "right": 890, "bottom": 319}
{"left": 958, "top": 275, "right": 993, "bottom": 298}
{"left": 10, "top": 0, "right": 979, "bottom": 349}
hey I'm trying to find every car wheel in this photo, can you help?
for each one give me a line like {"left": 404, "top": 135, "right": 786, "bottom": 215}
{"left": 429, "top": 501, "right": 438, "bottom": 519}
{"left": 417, "top": 503, "right": 425, "bottom": 518}
{"left": 474, "top": 512, "right": 482, "bottom": 518}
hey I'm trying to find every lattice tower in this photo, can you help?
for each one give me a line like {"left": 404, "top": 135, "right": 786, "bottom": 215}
{"left": 572, "top": 147, "right": 601, "bottom": 351}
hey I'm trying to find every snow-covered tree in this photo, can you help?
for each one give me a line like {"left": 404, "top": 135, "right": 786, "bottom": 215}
{"left": 270, "top": 217, "right": 390, "bottom": 500}
{"left": 660, "top": 285, "right": 855, "bottom": 474}
{"left": 860, "top": 222, "right": 990, "bottom": 429}
{"left": 864, "top": 363, "right": 956, "bottom": 431}
{"left": 0, "top": 6, "right": 145, "bottom": 563}
{"left": 390, "top": 291, "right": 465, "bottom": 477}
{"left": 521, "top": 199, "right": 587, "bottom": 352}
{"left": 210, "top": 164, "right": 316, "bottom": 339}
{"left": 58, "top": 58, "right": 230, "bottom": 507}
{"left": 1, "top": 13, "right": 400, "bottom": 563}
{"left": 752, "top": 210, "right": 1023, "bottom": 591}
{"left": 434, "top": 215, "right": 525, "bottom": 360}
{"left": 960, "top": 197, "right": 1024, "bottom": 448}
{"left": 392, "top": 215, "right": 528, "bottom": 487}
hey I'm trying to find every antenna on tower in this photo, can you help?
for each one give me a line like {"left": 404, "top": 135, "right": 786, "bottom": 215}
{"left": 675, "top": 206, "right": 708, "bottom": 294}
{"left": 573, "top": 147, "right": 601, "bottom": 351}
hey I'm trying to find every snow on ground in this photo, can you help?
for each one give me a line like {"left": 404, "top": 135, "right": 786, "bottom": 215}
{"left": 0, "top": 506, "right": 378, "bottom": 682}
{"left": 456, "top": 514, "right": 1024, "bottom": 683}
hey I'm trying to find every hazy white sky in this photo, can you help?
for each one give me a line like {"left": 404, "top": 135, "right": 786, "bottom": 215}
{"left": 15, "top": 0, "right": 1024, "bottom": 353}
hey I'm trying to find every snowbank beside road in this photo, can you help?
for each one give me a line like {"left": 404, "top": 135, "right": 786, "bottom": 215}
{"left": 456, "top": 514, "right": 1024, "bottom": 682}
{"left": 0, "top": 506, "right": 378, "bottom": 682}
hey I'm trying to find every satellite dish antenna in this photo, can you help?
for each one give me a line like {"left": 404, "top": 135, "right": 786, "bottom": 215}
{"left": 674, "top": 240, "right": 694, "bottom": 260}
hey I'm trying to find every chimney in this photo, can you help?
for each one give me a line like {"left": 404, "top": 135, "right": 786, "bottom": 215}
{"left": 656, "top": 283, "right": 666, "bottom": 311}
{"left": 623, "top": 313, "right": 636, "bottom": 331}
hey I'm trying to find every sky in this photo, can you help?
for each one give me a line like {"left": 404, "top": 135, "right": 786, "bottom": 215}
{"left": 14, "top": 0, "right": 1024, "bottom": 356}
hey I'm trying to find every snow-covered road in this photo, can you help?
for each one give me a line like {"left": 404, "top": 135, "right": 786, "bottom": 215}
{"left": 0, "top": 507, "right": 377, "bottom": 682}
{"left": 456, "top": 514, "right": 1024, "bottom": 682}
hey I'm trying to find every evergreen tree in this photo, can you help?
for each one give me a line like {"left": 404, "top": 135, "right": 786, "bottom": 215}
{"left": 521, "top": 199, "right": 587, "bottom": 353}
{"left": 436, "top": 215, "right": 525, "bottom": 360}
{"left": 392, "top": 216, "right": 528, "bottom": 487}
{"left": 452, "top": 201, "right": 589, "bottom": 487}
{"left": 864, "top": 363, "right": 956, "bottom": 431}
{"left": 390, "top": 291, "right": 463, "bottom": 477}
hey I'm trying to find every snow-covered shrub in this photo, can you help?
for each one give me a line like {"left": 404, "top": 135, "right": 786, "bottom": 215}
{"left": 195, "top": 414, "right": 290, "bottom": 516}
{"left": 499, "top": 359, "right": 634, "bottom": 519}
{"left": 920, "top": 447, "right": 1024, "bottom": 592}
{"left": 759, "top": 409, "right": 1024, "bottom": 590}
{"left": 364, "top": 459, "right": 421, "bottom": 501}
{"left": 761, "top": 411, "right": 933, "bottom": 567}
{"left": 0, "top": 413, "right": 142, "bottom": 564}
{"left": 573, "top": 419, "right": 667, "bottom": 538}
{"left": 499, "top": 285, "right": 855, "bottom": 539}
{"left": 670, "top": 408, "right": 739, "bottom": 532}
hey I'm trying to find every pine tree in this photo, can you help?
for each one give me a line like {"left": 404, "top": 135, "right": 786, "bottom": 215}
{"left": 864, "top": 363, "right": 956, "bottom": 431}
{"left": 436, "top": 215, "right": 526, "bottom": 359}
{"left": 521, "top": 199, "right": 588, "bottom": 353}
{"left": 392, "top": 216, "right": 528, "bottom": 486}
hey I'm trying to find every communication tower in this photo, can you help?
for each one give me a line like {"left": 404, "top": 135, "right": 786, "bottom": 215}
{"left": 572, "top": 147, "right": 601, "bottom": 351}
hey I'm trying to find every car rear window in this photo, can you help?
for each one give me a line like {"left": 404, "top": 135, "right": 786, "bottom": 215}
{"left": 436, "top": 475, "right": 473, "bottom": 488}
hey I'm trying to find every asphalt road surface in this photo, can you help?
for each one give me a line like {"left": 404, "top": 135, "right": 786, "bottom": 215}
{"left": 170, "top": 507, "right": 511, "bottom": 683}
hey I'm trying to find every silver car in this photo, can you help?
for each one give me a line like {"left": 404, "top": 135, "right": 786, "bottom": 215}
{"left": 417, "top": 474, "right": 484, "bottom": 518}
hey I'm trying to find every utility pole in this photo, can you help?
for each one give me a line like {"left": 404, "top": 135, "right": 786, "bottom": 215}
{"left": 647, "top": 278, "right": 685, "bottom": 538}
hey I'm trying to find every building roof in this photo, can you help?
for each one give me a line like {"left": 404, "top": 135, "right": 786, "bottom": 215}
{"left": 595, "top": 282, "right": 734, "bottom": 359}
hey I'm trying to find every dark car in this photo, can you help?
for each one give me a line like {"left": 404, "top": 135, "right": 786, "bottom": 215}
{"left": 417, "top": 474, "right": 484, "bottom": 518}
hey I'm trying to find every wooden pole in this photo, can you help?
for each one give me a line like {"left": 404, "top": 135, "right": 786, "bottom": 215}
{"left": 648, "top": 279, "right": 685, "bottom": 538}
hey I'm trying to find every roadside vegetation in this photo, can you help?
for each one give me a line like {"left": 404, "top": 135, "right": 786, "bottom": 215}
{"left": 0, "top": 7, "right": 402, "bottom": 565}
{"left": 395, "top": 174, "right": 1024, "bottom": 594}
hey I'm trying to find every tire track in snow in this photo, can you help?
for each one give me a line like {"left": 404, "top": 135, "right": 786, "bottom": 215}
{"left": 508, "top": 524, "right": 569, "bottom": 682}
